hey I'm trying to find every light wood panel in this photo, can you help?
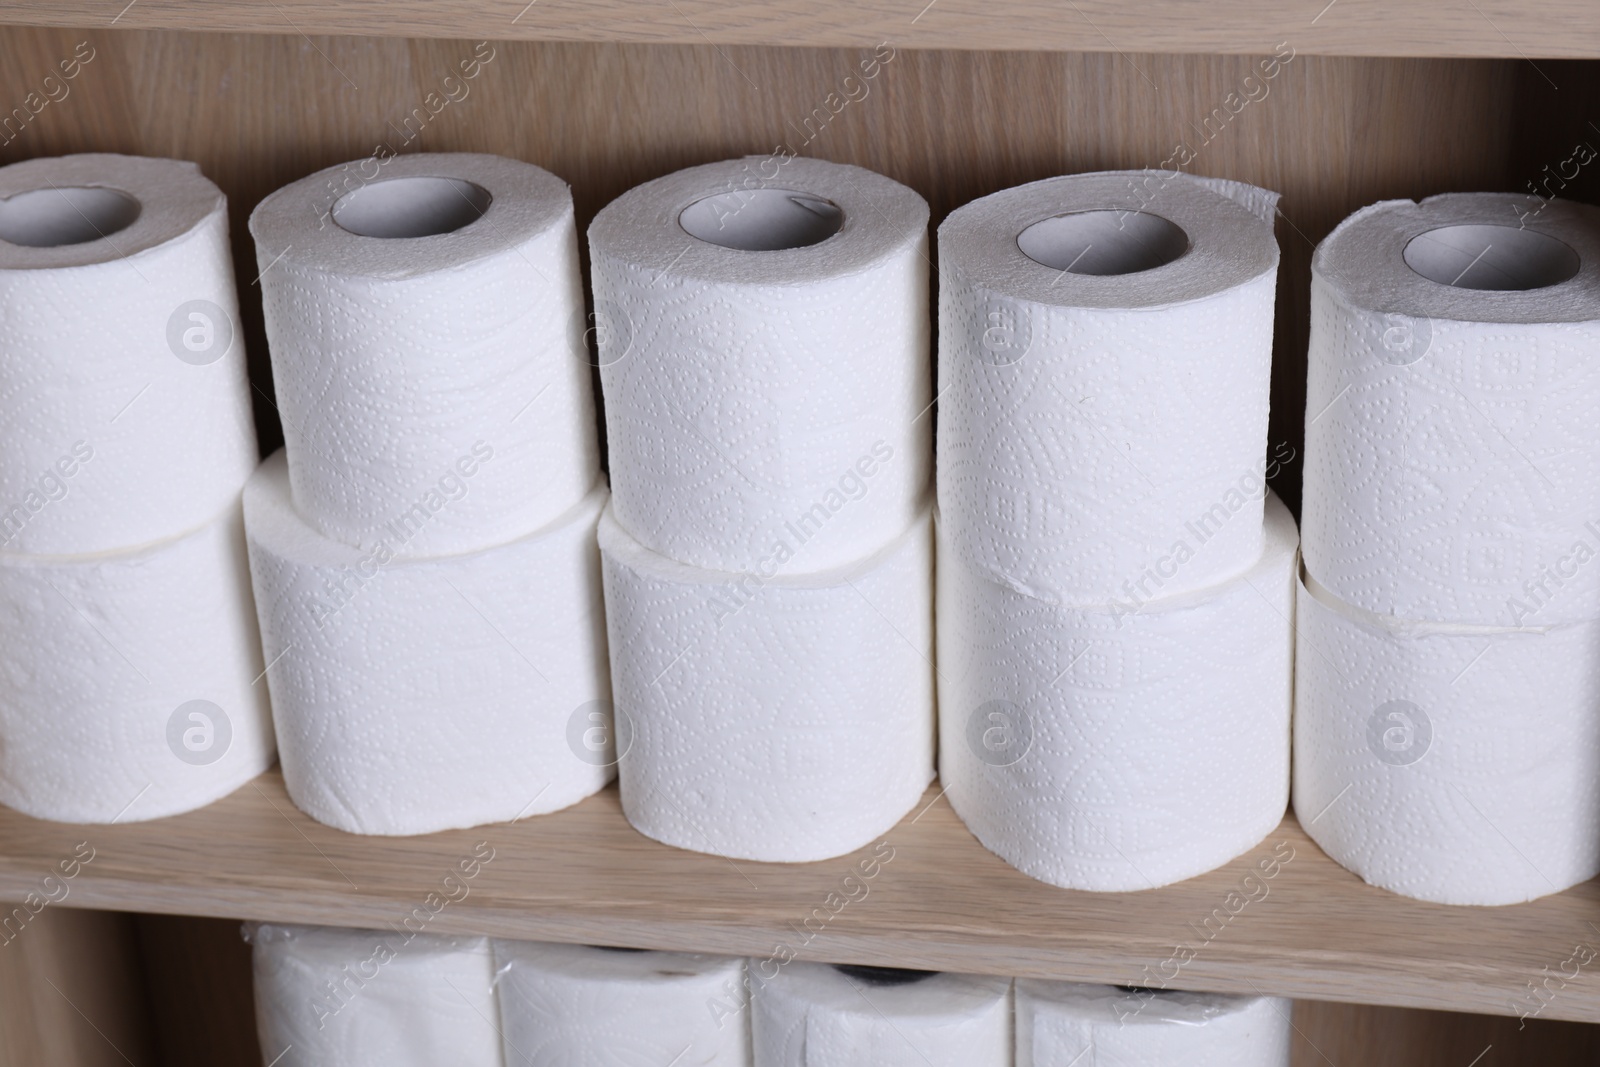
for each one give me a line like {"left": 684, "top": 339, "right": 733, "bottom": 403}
{"left": 0, "top": 0, "right": 1598, "bottom": 59}
{"left": 1292, "top": 1001, "right": 1600, "bottom": 1066}
{"left": 0, "top": 28, "right": 1567, "bottom": 514}
{"left": 0, "top": 771, "right": 1597, "bottom": 1026}
{"left": 0, "top": 908, "right": 155, "bottom": 1067}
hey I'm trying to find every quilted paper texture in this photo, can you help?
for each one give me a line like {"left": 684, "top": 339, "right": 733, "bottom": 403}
{"left": 1016, "top": 982, "right": 1290, "bottom": 1067}
{"left": 936, "top": 496, "right": 1295, "bottom": 891}
{"left": 1293, "top": 577, "right": 1600, "bottom": 905}
{"left": 600, "top": 508, "right": 935, "bottom": 863}
{"left": 1302, "top": 278, "right": 1600, "bottom": 626}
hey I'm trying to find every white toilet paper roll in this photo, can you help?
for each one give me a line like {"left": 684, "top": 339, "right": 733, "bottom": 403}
{"left": 937, "top": 170, "right": 1281, "bottom": 604}
{"left": 938, "top": 493, "right": 1296, "bottom": 891}
{"left": 752, "top": 963, "right": 1009, "bottom": 1067}
{"left": 0, "top": 153, "right": 258, "bottom": 555}
{"left": 589, "top": 156, "right": 931, "bottom": 574}
{"left": 250, "top": 152, "right": 598, "bottom": 557}
{"left": 599, "top": 504, "right": 935, "bottom": 862}
{"left": 0, "top": 500, "right": 274, "bottom": 823}
{"left": 1302, "top": 194, "right": 1600, "bottom": 626}
{"left": 1015, "top": 982, "right": 1291, "bottom": 1067}
{"left": 245, "top": 451, "right": 611, "bottom": 835}
{"left": 249, "top": 923, "right": 503, "bottom": 1067}
{"left": 494, "top": 941, "right": 750, "bottom": 1066}
{"left": 1293, "top": 572, "right": 1600, "bottom": 905}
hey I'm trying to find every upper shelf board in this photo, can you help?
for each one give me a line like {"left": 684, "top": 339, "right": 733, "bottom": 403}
{"left": 0, "top": 770, "right": 1595, "bottom": 1025}
{"left": 0, "top": 0, "right": 1596, "bottom": 58}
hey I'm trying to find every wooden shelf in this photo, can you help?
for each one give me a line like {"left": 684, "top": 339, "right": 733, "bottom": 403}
{"left": 0, "top": 0, "right": 1597, "bottom": 58}
{"left": 0, "top": 769, "right": 1595, "bottom": 1024}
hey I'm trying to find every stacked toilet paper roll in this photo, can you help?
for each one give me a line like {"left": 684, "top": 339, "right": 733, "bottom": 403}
{"left": 1297, "top": 193, "right": 1600, "bottom": 904}
{"left": 0, "top": 153, "right": 273, "bottom": 823}
{"left": 1015, "top": 982, "right": 1291, "bottom": 1066}
{"left": 247, "top": 153, "right": 611, "bottom": 835}
{"left": 936, "top": 171, "right": 1293, "bottom": 890}
{"left": 249, "top": 923, "right": 503, "bottom": 1067}
{"left": 591, "top": 158, "right": 936, "bottom": 862}
{"left": 494, "top": 941, "right": 750, "bottom": 1066}
{"left": 752, "top": 963, "right": 1009, "bottom": 1067}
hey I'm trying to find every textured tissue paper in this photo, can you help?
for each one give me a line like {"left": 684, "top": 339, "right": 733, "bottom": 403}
{"left": 1302, "top": 193, "right": 1600, "bottom": 625}
{"left": 250, "top": 152, "right": 599, "bottom": 557}
{"left": 0, "top": 502, "right": 274, "bottom": 822}
{"left": 250, "top": 923, "right": 503, "bottom": 1067}
{"left": 245, "top": 452, "right": 612, "bottom": 835}
{"left": 588, "top": 156, "right": 932, "bottom": 573}
{"left": 1015, "top": 982, "right": 1291, "bottom": 1067}
{"left": 494, "top": 941, "right": 751, "bottom": 1066}
{"left": 600, "top": 505, "right": 935, "bottom": 862}
{"left": 0, "top": 153, "right": 258, "bottom": 555}
{"left": 937, "top": 171, "right": 1281, "bottom": 604}
{"left": 938, "top": 494, "right": 1297, "bottom": 891}
{"left": 1294, "top": 572, "right": 1600, "bottom": 904}
{"left": 752, "top": 963, "right": 1010, "bottom": 1067}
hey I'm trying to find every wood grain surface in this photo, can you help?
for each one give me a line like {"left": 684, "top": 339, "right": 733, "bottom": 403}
{"left": 0, "top": 0, "right": 1598, "bottom": 59}
{"left": 0, "top": 771, "right": 1596, "bottom": 1028}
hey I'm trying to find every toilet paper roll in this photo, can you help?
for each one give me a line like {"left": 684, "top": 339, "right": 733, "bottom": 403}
{"left": 752, "top": 963, "right": 1009, "bottom": 1067}
{"left": 938, "top": 492, "right": 1296, "bottom": 891}
{"left": 589, "top": 156, "right": 931, "bottom": 573}
{"left": 251, "top": 152, "right": 598, "bottom": 557}
{"left": 0, "top": 153, "right": 258, "bottom": 555}
{"left": 0, "top": 500, "right": 274, "bottom": 823}
{"left": 1293, "top": 572, "right": 1600, "bottom": 905}
{"left": 600, "top": 504, "right": 934, "bottom": 862}
{"left": 1015, "top": 982, "right": 1291, "bottom": 1067}
{"left": 1302, "top": 193, "right": 1600, "bottom": 626}
{"left": 249, "top": 923, "right": 503, "bottom": 1067}
{"left": 494, "top": 941, "right": 750, "bottom": 1066}
{"left": 245, "top": 451, "right": 611, "bottom": 835}
{"left": 937, "top": 171, "right": 1280, "bottom": 604}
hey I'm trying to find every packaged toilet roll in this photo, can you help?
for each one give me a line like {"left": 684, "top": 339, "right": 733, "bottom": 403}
{"left": 600, "top": 504, "right": 934, "bottom": 862}
{"left": 1294, "top": 572, "right": 1600, "bottom": 904}
{"left": 589, "top": 157, "right": 931, "bottom": 573}
{"left": 752, "top": 963, "right": 1009, "bottom": 1067}
{"left": 1302, "top": 194, "right": 1600, "bottom": 626}
{"left": 251, "top": 152, "right": 598, "bottom": 557}
{"left": 938, "top": 493, "right": 1297, "bottom": 891}
{"left": 245, "top": 451, "right": 611, "bottom": 835}
{"left": 0, "top": 501, "right": 274, "bottom": 823}
{"left": 0, "top": 154, "right": 258, "bottom": 555}
{"left": 937, "top": 171, "right": 1281, "bottom": 604}
{"left": 1015, "top": 982, "right": 1291, "bottom": 1066}
{"left": 249, "top": 923, "right": 503, "bottom": 1067}
{"left": 494, "top": 941, "right": 750, "bottom": 1066}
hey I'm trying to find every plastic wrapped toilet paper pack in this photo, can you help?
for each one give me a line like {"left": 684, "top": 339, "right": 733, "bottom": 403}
{"left": 937, "top": 171, "right": 1280, "bottom": 604}
{"left": 1302, "top": 194, "right": 1600, "bottom": 626}
{"left": 1015, "top": 982, "right": 1291, "bottom": 1067}
{"left": 752, "top": 963, "right": 1009, "bottom": 1067}
{"left": 249, "top": 923, "right": 503, "bottom": 1067}
{"left": 494, "top": 941, "right": 751, "bottom": 1066}
{"left": 0, "top": 153, "right": 258, "bottom": 555}
{"left": 1294, "top": 572, "right": 1600, "bottom": 905}
{"left": 0, "top": 502, "right": 274, "bottom": 822}
{"left": 600, "top": 504, "right": 935, "bottom": 862}
{"left": 245, "top": 451, "right": 611, "bottom": 835}
{"left": 938, "top": 493, "right": 1296, "bottom": 891}
{"left": 251, "top": 152, "right": 598, "bottom": 557}
{"left": 590, "top": 157, "right": 931, "bottom": 573}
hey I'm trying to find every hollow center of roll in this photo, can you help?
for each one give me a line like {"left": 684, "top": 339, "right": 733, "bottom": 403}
{"left": 1017, "top": 209, "right": 1189, "bottom": 275}
{"left": 678, "top": 188, "right": 844, "bottom": 251}
{"left": 331, "top": 176, "right": 491, "bottom": 238}
{"left": 1403, "top": 224, "right": 1580, "bottom": 291}
{"left": 833, "top": 964, "right": 937, "bottom": 986}
{"left": 0, "top": 186, "right": 141, "bottom": 247}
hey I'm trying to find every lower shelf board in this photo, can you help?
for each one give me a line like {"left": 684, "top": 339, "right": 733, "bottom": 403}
{"left": 0, "top": 770, "right": 1593, "bottom": 1024}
